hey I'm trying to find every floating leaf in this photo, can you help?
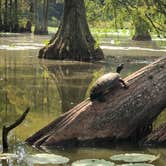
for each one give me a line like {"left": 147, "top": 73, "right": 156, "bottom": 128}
{"left": 117, "top": 164, "right": 154, "bottom": 166}
{"left": 0, "top": 153, "right": 18, "bottom": 160}
{"left": 110, "top": 153, "right": 159, "bottom": 163}
{"left": 72, "top": 159, "right": 115, "bottom": 166}
{"left": 24, "top": 153, "right": 69, "bottom": 165}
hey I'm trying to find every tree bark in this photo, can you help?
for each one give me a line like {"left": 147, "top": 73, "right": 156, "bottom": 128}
{"left": 42, "top": 0, "right": 48, "bottom": 34}
{"left": 0, "top": 0, "right": 2, "bottom": 29}
{"left": 26, "top": 57, "right": 166, "bottom": 148}
{"left": 34, "top": 0, "right": 40, "bottom": 34}
{"left": 13, "top": 0, "right": 19, "bottom": 32}
{"left": 132, "top": 15, "right": 151, "bottom": 41}
{"left": 9, "top": 0, "right": 12, "bottom": 32}
{"left": 38, "top": 0, "right": 104, "bottom": 62}
{"left": 34, "top": 0, "right": 48, "bottom": 35}
{"left": 4, "top": 0, "right": 9, "bottom": 32}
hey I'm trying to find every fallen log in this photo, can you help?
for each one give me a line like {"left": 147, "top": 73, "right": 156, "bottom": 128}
{"left": 26, "top": 57, "right": 166, "bottom": 148}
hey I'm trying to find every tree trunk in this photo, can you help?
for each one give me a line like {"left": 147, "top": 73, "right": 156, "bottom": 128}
{"left": 42, "top": 0, "right": 48, "bottom": 34}
{"left": 26, "top": 57, "right": 166, "bottom": 148}
{"left": 4, "top": 0, "right": 9, "bottom": 32}
{"left": 132, "top": 15, "right": 151, "bottom": 41}
{"left": 13, "top": 0, "right": 19, "bottom": 32}
{"left": 0, "top": 0, "right": 2, "bottom": 30}
{"left": 9, "top": 0, "right": 12, "bottom": 32}
{"left": 34, "top": 0, "right": 40, "bottom": 34}
{"left": 38, "top": 0, "right": 104, "bottom": 62}
{"left": 34, "top": 0, "right": 48, "bottom": 35}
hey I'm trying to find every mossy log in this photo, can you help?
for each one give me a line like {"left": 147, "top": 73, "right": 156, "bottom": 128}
{"left": 26, "top": 57, "right": 166, "bottom": 148}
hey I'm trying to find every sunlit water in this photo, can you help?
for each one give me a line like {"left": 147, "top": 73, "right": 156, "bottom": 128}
{"left": 0, "top": 33, "right": 166, "bottom": 165}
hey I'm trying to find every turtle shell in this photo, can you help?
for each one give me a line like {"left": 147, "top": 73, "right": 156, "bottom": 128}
{"left": 90, "top": 72, "right": 120, "bottom": 101}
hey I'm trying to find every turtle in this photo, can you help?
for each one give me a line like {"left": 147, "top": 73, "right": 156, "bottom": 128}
{"left": 90, "top": 64, "right": 128, "bottom": 102}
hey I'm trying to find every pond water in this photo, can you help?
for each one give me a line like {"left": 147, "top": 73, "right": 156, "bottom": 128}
{"left": 0, "top": 33, "right": 166, "bottom": 166}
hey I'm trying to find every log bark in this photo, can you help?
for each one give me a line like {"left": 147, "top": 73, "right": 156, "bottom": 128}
{"left": 38, "top": 0, "right": 104, "bottom": 61}
{"left": 26, "top": 57, "right": 166, "bottom": 148}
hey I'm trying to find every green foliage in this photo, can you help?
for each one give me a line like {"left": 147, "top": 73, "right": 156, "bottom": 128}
{"left": 85, "top": 0, "right": 165, "bottom": 37}
{"left": 43, "top": 39, "right": 50, "bottom": 47}
{"left": 19, "top": 18, "right": 28, "bottom": 28}
{"left": 133, "top": 14, "right": 151, "bottom": 36}
{"left": 94, "top": 35, "right": 101, "bottom": 49}
{"left": 0, "top": 0, "right": 165, "bottom": 36}
{"left": 48, "top": 16, "right": 59, "bottom": 27}
{"left": 85, "top": 0, "right": 106, "bottom": 25}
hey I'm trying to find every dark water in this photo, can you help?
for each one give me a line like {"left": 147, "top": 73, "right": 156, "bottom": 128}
{"left": 0, "top": 33, "right": 166, "bottom": 165}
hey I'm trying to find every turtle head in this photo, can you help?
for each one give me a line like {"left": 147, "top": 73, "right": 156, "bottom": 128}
{"left": 116, "top": 64, "right": 124, "bottom": 73}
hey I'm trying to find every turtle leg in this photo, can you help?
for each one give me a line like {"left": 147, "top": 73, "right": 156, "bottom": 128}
{"left": 91, "top": 92, "right": 106, "bottom": 102}
{"left": 97, "top": 93, "right": 106, "bottom": 102}
{"left": 119, "top": 78, "right": 128, "bottom": 89}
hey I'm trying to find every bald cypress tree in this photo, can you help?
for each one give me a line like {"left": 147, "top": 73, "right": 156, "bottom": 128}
{"left": 39, "top": 0, "right": 104, "bottom": 62}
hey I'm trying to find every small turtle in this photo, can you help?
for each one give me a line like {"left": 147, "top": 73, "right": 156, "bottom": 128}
{"left": 90, "top": 64, "right": 128, "bottom": 102}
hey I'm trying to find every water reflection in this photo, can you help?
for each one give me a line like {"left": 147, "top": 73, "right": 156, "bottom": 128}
{"left": 45, "top": 62, "right": 103, "bottom": 112}
{"left": 0, "top": 52, "right": 62, "bottom": 143}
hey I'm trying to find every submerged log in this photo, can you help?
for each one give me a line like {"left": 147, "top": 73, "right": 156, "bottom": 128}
{"left": 26, "top": 57, "right": 166, "bottom": 148}
{"left": 2, "top": 107, "right": 30, "bottom": 152}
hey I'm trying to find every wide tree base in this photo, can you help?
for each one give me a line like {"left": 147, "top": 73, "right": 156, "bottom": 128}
{"left": 38, "top": 46, "right": 104, "bottom": 62}
{"left": 132, "top": 34, "right": 152, "bottom": 41}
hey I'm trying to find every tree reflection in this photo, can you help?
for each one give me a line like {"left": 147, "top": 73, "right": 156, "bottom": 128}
{"left": 45, "top": 62, "right": 103, "bottom": 112}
